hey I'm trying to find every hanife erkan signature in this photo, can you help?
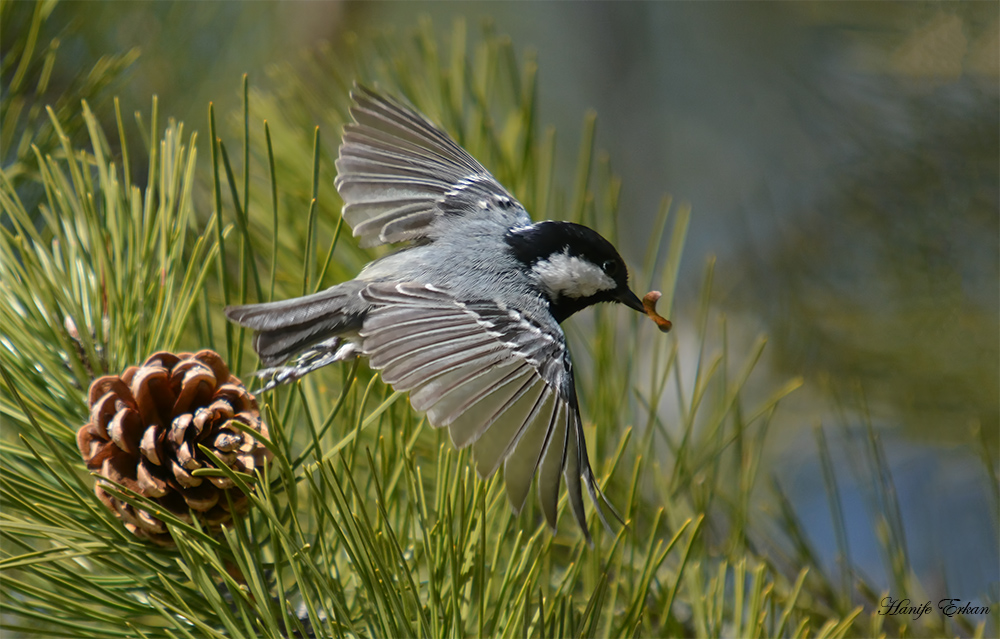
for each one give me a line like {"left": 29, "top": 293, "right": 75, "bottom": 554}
{"left": 879, "top": 597, "right": 991, "bottom": 621}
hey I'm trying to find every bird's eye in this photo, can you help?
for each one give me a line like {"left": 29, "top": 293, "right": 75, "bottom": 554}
{"left": 602, "top": 260, "right": 619, "bottom": 276}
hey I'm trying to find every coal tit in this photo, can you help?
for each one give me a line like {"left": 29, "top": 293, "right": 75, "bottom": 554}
{"left": 226, "top": 86, "right": 648, "bottom": 542}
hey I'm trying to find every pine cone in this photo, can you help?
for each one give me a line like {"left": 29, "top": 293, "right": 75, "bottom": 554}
{"left": 77, "top": 350, "right": 272, "bottom": 546}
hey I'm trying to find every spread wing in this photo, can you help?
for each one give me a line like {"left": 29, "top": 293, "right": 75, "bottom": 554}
{"left": 359, "top": 283, "right": 617, "bottom": 542}
{"left": 335, "top": 85, "right": 530, "bottom": 248}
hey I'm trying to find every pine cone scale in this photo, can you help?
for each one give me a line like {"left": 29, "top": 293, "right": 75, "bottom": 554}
{"left": 108, "top": 407, "right": 143, "bottom": 455}
{"left": 129, "top": 366, "right": 171, "bottom": 429}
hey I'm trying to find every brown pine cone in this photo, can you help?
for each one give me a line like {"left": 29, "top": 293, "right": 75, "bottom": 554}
{"left": 77, "top": 350, "right": 272, "bottom": 546}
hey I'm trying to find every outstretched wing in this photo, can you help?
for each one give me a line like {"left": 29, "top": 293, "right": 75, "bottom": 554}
{"left": 359, "top": 282, "right": 617, "bottom": 542}
{"left": 335, "top": 85, "right": 530, "bottom": 248}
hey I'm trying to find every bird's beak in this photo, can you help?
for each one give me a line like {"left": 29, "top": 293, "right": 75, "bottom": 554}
{"left": 616, "top": 288, "right": 646, "bottom": 313}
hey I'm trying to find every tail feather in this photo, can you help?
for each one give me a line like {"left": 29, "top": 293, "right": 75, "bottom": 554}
{"left": 251, "top": 320, "right": 345, "bottom": 366}
{"left": 226, "top": 286, "right": 359, "bottom": 331}
{"left": 225, "top": 283, "right": 367, "bottom": 366}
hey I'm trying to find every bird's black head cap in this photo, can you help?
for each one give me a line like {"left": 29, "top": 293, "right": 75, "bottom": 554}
{"left": 506, "top": 221, "right": 644, "bottom": 322}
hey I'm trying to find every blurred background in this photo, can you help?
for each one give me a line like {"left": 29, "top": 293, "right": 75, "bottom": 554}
{"left": 4, "top": 0, "right": 997, "bottom": 613}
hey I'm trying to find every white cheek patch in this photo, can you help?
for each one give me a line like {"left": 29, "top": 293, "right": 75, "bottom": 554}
{"left": 532, "top": 252, "right": 617, "bottom": 299}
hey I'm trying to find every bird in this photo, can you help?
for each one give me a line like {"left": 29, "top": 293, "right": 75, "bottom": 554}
{"left": 225, "top": 85, "right": 651, "bottom": 543}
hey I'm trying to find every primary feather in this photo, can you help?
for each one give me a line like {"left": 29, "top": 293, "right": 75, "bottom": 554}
{"left": 335, "top": 85, "right": 528, "bottom": 247}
